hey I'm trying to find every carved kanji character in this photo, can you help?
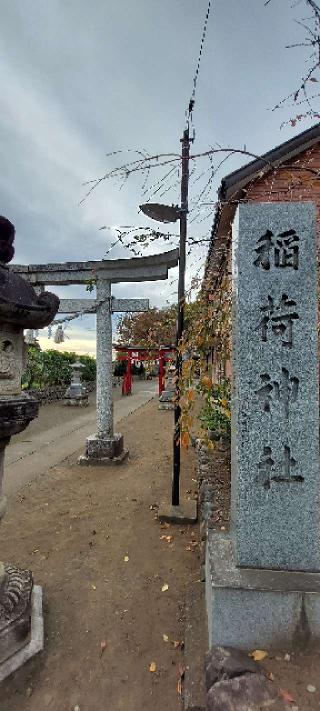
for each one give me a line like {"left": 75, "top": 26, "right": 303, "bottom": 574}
{"left": 256, "top": 294, "right": 299, "bottom": 348}
{"left": 255, "top": 368, "right": 299, "bottom": 417}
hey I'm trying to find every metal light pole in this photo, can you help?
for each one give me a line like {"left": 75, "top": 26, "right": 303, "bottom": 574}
{"left": 140, "top": 125, "right": 192, "bottom": 510}
{"left": 172, "top": 126, "right": 191, "bottom": 505}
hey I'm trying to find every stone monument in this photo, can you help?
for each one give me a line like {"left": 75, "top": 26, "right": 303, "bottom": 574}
{"left": 63, "top": 361, "right": 89, "bottom": 407}
{"left": 0, "top": 216, "right": 59, "bottom": 679}
{"left": 206, "top": 202, "right": 320, "bottom": 649}
{"left": 159, "top": 363, "right": 176, "bottom": 410}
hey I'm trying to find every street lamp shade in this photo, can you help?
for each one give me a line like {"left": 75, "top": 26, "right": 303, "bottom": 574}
{"left": 139, "top": 203, "right": 180, "bottom": 224}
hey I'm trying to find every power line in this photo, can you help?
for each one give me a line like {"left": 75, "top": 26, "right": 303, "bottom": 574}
{"left": 187, "top": 0, "right": 212, "bottom": 119}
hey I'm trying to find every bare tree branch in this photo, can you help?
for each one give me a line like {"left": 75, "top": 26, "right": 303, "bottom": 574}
{"left": 268, "top": 0, "right": 320, "bottom": 123}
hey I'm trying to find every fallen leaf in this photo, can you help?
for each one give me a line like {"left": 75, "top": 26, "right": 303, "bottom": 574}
{"left": 307, "top": 684, "right": 316, "bottom": 693}
{"left": 178, "top": 663, "right": 185, "bottom": 679}
{"left": 173, "top": 640, "right": 184, "bottom": 649}
{"left": 163, "top": 634, "right": 169, "bottom": 643}
{"left": 249, "top": 649, "right": 268, "bottom": 661}
{"left": 162, "top": 583, "right": 169, "bottom": 592}
{"left": 149, "top": 661, "right": 157, "bottom": 673}
{"left": 160, "top": 535, "right": 173, "bottom": 543}
{"left": 100, "top": 640, "right": 107, "bottom": 657}
{"left": 267, "top": 671, "right": 275, "bottom": 681}
{"left": 124, "top": 556, "right": 129, "bottom": 562}
{"left": 279, "top": 688, "right": 295, "bottom": 703}
{"left": 91, "top": 584, "right": 97, "bottom": 591}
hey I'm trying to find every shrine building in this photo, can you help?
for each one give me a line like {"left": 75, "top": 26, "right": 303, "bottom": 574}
{"left": 205, "top": 121, "right": 320, "bottom": 379}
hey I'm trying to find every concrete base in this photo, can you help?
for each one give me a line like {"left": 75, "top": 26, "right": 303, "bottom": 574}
{"left": 0, "top": 585, "right": 43, "bottom": 682}
{"left": 158, "top": 499, "right": 197, "bottom": 524}
{"left": 158, "top": 387, "right": 175, "bottom": 411}
{"left": 158, "top": 402, "right": 174, "bottom": 411}
{"left": 78, "top": 432, "right": 129, "bottom": 466}
{"left": 63, "top": 397, "right": 89, "bottom": 407}
{"left": 206, "top": 532, "right": 320, "bottom": 651}
{"left": 184, "top": 583, "right": 207, "bottom": 711}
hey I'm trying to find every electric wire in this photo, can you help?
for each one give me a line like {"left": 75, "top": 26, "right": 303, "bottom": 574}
{"left": 187, "top": 0, "right": 212, "bottom": 121}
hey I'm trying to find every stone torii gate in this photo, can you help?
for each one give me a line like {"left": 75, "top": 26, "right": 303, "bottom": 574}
{"left": 13, "top": 249, "right": 178, "bottom": 464}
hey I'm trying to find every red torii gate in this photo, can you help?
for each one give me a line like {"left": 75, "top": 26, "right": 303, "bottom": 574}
{"left": 114, "top": 345, "right": 176, "bottom": 396}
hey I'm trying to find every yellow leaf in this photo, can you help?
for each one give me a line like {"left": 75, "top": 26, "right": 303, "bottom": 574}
{"left": 149, "top": 661, "right": 157, "bottom": 673}
{"left": 162, "top": 634, "right": 169, "bottom": 642}
{"left": 162, "top": 583, "right": 169, "bottom": 592}
{"left": 249, "top": 649, "right": 268, "bottom": 661}
{"left": 124, "top": 556, "right": 129, "bottom": 562}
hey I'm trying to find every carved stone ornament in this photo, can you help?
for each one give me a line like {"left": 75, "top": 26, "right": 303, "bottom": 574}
{"left": 0, "top": 565, "right": 33, "bottom": 664}
{"left": 0, "top": 326, "right": 25, "bottom": 395}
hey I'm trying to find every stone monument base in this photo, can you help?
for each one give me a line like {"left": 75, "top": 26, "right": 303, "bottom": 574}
{"left": 158, "top": 387, "right": 175, "bottom": 411}
{"left": 158, "top": 499, "right": 198, "bottom": 524}
{"left": 206, "top": 531, "right": 320, "bottom": 651}
{"left": 63, "top": 395, "right": 89, "bottom": 407}
{"left": 158, "top": 401, "right": 174, "bottom": 411}
{"left": 0, "top": 585, "right": 43, "bottom": 682}
{"left": 78, "top": 432, "right": 129, "bottom": 465}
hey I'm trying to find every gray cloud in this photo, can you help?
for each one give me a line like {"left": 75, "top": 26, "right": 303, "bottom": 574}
{"left": 0, "top": 0, "right": 312, "bottom": 350}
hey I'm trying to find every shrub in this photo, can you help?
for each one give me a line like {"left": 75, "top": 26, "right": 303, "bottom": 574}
{"left": 22, "top": 347, "right": 96, "bottom": 389}
{"left": 199, "top": 378, "right": 231, "bottom": 441}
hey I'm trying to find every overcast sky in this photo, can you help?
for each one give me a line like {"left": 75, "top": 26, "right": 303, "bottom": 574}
{"left": 1, "top": 0, "right": 315, "bottom": 354}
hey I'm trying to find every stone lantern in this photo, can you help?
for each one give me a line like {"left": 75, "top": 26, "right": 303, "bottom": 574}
{"left": 0, "top": 217, "right": 59, "bottom": 680}
{"left": 63, "top": 361, "right": 89, "bottom": 406}
{"left": 159, "top": 363, "right": 176, "bottom": 410}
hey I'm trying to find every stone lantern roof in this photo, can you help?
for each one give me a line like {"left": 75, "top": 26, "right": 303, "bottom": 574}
{"left": 0, "top": 217, "right": 59, "bottom": 328}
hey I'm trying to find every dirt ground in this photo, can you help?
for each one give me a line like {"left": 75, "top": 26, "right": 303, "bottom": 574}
{"left": 14, "top": 383, "right": 123, "bottom": 442}
{"left": 0, "top": 399, "right": 199, "bottom": 711}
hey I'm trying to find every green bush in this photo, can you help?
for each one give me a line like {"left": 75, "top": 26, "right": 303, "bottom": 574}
{"left": 199, "top": 378, "right": 231, "bottom": 441}
{"left": 22, "top": 347, "right": 96, "bottom": 389}
{"left": 113, "top": 360, "right": 127, "bottom": 377}
{"left": 113, "top": 360, "right": 145, "bottom": 377}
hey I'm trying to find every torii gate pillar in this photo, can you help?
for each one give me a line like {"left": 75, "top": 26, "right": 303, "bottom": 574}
{"left": 80, "top": 279, "right": 126, "bottom": 464}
